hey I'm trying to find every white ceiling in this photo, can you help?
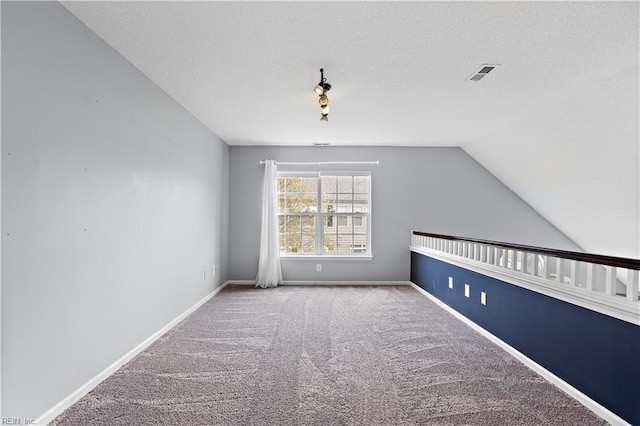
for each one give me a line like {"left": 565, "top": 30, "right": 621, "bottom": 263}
{"left": 61, "top": 1, "right": 639, "bottom": 258}
{"left": 61, "top": 1, "right": 635, "bottom": 146}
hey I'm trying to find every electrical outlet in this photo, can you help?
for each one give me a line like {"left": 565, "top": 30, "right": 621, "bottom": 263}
{"left": 465, "top": 284, "right": 470, "bottom": 298}
{"left": 212, "top": 265, "right": 217, "bottom": 276}
{"left": 316, "top": 264, "right": 322, "bottom": 272}
{"left": 481, "top": 292, "right": 487, "bottom": 305}
{"left": 448, "top": 277, "right": 454, "bottom": 289}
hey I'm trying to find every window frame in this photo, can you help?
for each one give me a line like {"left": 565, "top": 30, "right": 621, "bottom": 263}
{"left": 277, "top": 171, "right": 372, "bottom": 260}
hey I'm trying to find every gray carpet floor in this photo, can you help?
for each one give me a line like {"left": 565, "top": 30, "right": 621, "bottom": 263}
{"left": 51, "top": 285, "right": 606, "bottom": 425}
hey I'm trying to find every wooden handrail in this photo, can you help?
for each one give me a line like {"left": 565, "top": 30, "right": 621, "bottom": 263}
{"left": 412, "top": 231, "right": 640, "bottom": 270}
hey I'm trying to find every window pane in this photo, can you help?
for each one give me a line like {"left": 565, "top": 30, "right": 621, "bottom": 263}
{"left": 321, "top": 176, "right": 337, "bottom": 193}
{"left": 283, "top": 233, "right": 301, "bottom": 253}
{"left": 279, "top": 176, "right": 318, "bottom": 213}
{"left": 337, "top": 176, "right": 353, "bottom": 193}
{"left": 337, "top": 234, "right": 353, "bottom": 254}
{"left": 302, "top": 215, "right": 315, "bottom": 232}
{"left": 284, "top": 177, "right": 300, "bottom": 192}
{"left": 299, "top": 195, "right": 317, "bottom": 213}
{"left": 278, "top": 195, "right": 285, "bottom": 212}
{"left": 354, "top": 176, "right": 369, "bottom": 193}
{"left": 337, "top": 215, "right": 348, "bottom": 227}
{"left": 323, "top": 199, "right": 337, "bottom": 213}
{"left": 337, "top": 193, "right": 353, "bottom": 212}
{"left": 353, "top": 193, "right": 369, "bottom": 212}
{"left": 324, "top": 214, "right": 335, "bottom": 228}
{"left": 301, "top": 234, "right": 315, "bottom": 253}
{"left": 353, "top": 233, "right": 367, "bottom": 247}
{"left": 323, "top": 234, "right": 336, "bottom": 254}
{"left": 285, "top": 215, "right": 300, "bottom": 233}
{"left": 299, "top": 177, "right": 317, "bottom": 192}
{"left": 353, "top": 216, "right": 363, "bottom": 227}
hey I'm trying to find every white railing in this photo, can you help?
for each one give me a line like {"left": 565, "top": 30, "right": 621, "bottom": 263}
{"left": 411, "top": 231, "right": 640, "bottom": 324}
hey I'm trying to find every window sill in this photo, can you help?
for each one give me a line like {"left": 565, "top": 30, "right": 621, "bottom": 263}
{"left": 280, "top": 255, "right": 374, "bottom": 261}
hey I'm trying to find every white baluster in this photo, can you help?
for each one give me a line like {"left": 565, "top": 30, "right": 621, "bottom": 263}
{"left": 555, "top": 258, "right": 562, "bottom": 282}
{"left": 585, "top": 263, "right": 595, "bottom": 291}
{"left": 627, "top": 269, "right": 639, "bottom": 301}
{"left": 570, "top": 260, "right": 578, "bottom": 287}
{"left": 539, "top": 255, "right": 548, "bottom": 278}
{"left": 605, "top": 266, "right": 617, "bottom": 296}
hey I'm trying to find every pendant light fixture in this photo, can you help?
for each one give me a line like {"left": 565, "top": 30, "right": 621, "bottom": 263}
{"left": 314, "top": 68, "right": 331, "bottom": 121}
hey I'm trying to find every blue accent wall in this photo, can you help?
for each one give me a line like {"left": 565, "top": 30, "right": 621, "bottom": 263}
{"left": 411, "top": 251, "right": 640, "bottom": 424}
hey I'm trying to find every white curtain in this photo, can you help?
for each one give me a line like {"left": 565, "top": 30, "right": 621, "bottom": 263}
{"left": 255, "top": 160, "right": 283, "bottom": 288}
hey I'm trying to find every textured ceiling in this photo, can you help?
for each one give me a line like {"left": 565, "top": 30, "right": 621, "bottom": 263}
{"left": 61, "top": 1, "right": 635, "bottom": 147}
{"left": 61, "top": 1, "right": 639, "bottom": 259}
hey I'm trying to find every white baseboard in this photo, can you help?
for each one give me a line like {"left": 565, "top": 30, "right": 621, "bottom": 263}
{"left": 226, "top": 280, "right": 255, "bottom": 285}
{"left": 283, "top": 280, "right": 409, "bottom": 286}
{"left": 408, "top": 282, "right": 630, "bottom": 426}
{"left": 33, "top": 281, "right": 230, "bottom": 426}
{"left": 226, "top": 280, "right": 410, "bottom": 286}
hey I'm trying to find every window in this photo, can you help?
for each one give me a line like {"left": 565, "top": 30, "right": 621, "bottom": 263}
{"left": 277, "top": 173, "right": 371, "bottom": 256}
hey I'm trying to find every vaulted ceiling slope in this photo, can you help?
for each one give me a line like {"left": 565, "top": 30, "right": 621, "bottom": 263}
{"left": 61, "top": 1, "right": 639, "bottom": 259}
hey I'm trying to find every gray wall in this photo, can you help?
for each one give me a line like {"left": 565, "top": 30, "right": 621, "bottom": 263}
{"left": 1, "top": 2, "right": 229, "bottom": 419}
{"left": 229, "top": 146, "right": 580, "bottom": 282}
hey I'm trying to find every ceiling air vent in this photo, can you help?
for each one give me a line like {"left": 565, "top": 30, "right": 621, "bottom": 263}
{"left": 466, "top": 64, "right": 501, "bottom": 82}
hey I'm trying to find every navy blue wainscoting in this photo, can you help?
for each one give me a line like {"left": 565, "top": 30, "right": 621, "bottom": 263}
{"left": 411, "top": 251, "right": 640, "bottom": 424}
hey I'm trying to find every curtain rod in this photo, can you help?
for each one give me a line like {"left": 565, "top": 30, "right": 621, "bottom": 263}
{"left": 259, "top": 160, "right": 379, "bottom": 166}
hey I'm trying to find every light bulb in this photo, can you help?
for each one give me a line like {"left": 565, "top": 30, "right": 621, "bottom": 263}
{"left": 314, "top": 85, "right": 324, "bottom": 95}
{"left": 321, "top": 105, "right": 330, "bottom": 115}
{"left": 319, "top": 95, "right": 329, "bottom": 106}
{"left": 320, "top": 114, "right": 328, "bottom": 121}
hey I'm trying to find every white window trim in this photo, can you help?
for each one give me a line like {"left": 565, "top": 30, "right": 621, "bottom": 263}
{"left": 277, "top": 171, "right": 372, "bottom": 258}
